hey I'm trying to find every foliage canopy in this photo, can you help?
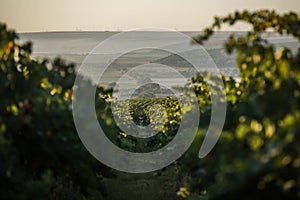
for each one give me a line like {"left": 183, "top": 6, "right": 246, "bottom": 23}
{"left": 0, "top": 9, "right": 300, "bottom": 200}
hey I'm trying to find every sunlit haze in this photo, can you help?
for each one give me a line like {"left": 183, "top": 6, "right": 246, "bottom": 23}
{"left": 1, "top": 0, "right": 299, "bottom": 32}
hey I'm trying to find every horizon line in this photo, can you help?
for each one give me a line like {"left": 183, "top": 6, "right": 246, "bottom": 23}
{"left": 18, "top": 29, "right": 253, "bottom": 34}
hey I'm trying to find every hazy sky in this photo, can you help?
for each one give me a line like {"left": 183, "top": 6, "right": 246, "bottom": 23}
{"left": 0, "top": 0, "right": 299, "bottom": 32}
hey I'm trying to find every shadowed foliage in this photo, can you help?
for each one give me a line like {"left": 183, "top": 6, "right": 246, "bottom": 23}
{"left": 181, "top": 10, "right": 300, "bottom": 200}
